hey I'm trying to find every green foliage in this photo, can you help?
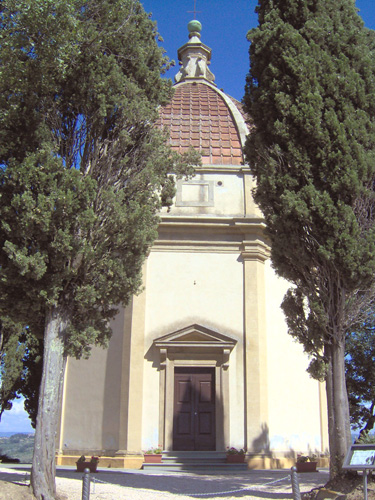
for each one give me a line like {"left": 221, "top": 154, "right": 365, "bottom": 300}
{"left": 20, "top": 335, "right": 43, "bottom": 429}
{"left": 244, "top": 0, "right": 375, "bottom": 369}
{"left": 0, "top": 2, "right": 200, "bottom": 486}
{"left": 0, "top": 318, "right": 42, "bottom": 426}
{"left": 346, "top": 321, "right": 375, "bottom": 435}
{"left": 244, "top": 0, "right": 375, "bottom": 475}
{"left": 357, "top": 432, "right": 375, "bottom": 444}
{"left": 0, "top": 319, "right": 26, "bottom": 412}
{"left": 0, "top": 0, "right": 199, "bottom": 358}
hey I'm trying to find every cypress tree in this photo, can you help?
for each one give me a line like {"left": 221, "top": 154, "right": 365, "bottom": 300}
{"left": 244, "top": 0, "right": 375, "bottom": 477}
{"left": 0, "top": 1, "right": 199, "bottom": 498}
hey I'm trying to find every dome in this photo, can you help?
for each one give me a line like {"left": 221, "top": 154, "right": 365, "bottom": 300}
{"left": 158, "top": 22, "right": 248, "bottom": 166}
{"left": 159, "top": 82, "right": 244, "bottom": 166}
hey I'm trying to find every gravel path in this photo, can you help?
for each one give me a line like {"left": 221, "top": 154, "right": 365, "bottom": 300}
{"left": 0, "top": 466, "right": 330, "bottom": 500}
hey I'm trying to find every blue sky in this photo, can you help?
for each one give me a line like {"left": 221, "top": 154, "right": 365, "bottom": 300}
{"left": 1, "top": 0, "right": 374, "bottom": 435}
{"left": 142, "top": 0, "right": 375, "bottom": 100}
{"left": 0, "top": 398, "right": 34, "bottom": 433}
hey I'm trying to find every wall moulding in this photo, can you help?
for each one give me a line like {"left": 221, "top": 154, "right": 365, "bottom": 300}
{"left": 241, "top": 240, "right": 271, "bottom": 262}
{"left": 153, "top": 217, "right": 269, "bottom": 254}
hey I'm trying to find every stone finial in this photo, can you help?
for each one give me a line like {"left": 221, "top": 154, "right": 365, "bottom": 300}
{"left": 174, "top": 20, "right": 215, "bottom": 84}
{"left": 188, "top": 19, "right": 202, "bottom": 38}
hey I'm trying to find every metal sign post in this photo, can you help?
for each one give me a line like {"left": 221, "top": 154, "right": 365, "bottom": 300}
{"left": 343, "top": 443, "right": 375, "bottom": 500}
{"left": 363, "top": 469, "right": 368, "bottom": 500}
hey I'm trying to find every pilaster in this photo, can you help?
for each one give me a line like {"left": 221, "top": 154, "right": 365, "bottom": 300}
{"left": 243, "top": 171, "right": 263, "bottom": 218}
{"left": 117, "top": 261, "right": 147, "bottom": 453}
{"left": 242, "top": 239, "right": 270, "bottom": 451}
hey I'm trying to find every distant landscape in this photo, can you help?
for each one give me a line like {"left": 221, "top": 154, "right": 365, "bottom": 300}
{"left": 0, "top": 430, "right": 363, "bottom": 465}
{"left": 0, "top": 432, "right": 34, "bottom": 464}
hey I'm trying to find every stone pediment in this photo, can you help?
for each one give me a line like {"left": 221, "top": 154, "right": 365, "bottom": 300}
{"left": 153, "top": 324, "right": 237, "bottom": 350}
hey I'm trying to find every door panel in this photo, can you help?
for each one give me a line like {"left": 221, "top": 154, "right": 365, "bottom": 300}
{"left": 173, "top": 368, "right": 215, "bottom": 451}
{"left": 199, "top": 381, "right": 212, "bottom": 402}
{"left": 198, "top": 412, "right": 212, "bottom": 434}
{"left": 177, "top": 412, "right": 191, "bottom": 435}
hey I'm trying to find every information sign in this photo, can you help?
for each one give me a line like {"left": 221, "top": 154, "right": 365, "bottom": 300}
{"left": 343, "top": 443, "right": 375, "bottom": 500}
{"left": 343, "top": 444, "right": 375, "bottom": 470}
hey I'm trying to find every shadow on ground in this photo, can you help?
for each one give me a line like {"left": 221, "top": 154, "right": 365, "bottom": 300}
{"left": 0, "top": 465, "right": 329, "bottom": 499}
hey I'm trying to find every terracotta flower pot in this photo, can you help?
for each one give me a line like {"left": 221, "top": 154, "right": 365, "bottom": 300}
{"left": 143, "top": 454, "right": 162, "bottom": 463}
{"left": 226, "top": 454, "right": 245, "bottom": 463}
{"left": 296, "top": 461, "right": 317, "bottom": 473}
{"left": 76, "top": 462, "right": 98, "bottom": 473}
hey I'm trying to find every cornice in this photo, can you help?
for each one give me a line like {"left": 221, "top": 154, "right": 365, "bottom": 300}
{"left": 193, "top": 165, "right": 252, "bottom": 174}
{"left": 151, "top": 216, "right": 270, "bottom": 255}
{"left": 159, "top": 215, "right": 266, "bottom": 228}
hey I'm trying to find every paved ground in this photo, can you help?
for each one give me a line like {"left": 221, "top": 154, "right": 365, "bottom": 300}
{"left": 0, "top": 464, "right": 329, "bottom": 499}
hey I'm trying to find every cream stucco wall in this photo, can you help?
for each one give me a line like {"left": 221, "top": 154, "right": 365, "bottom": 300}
{"left": 264, "top": 260, "right": 326, "bottom": 454}
{"left": 141, "top": 249, "right": 245, "bottom": 449}
{"left": 167, "top": 172, "right": 245, "bottom": 217}
{"left": 59, "top": 244, "right": 328, "bottom": 459}
{"left": 143, "top": 251, "right": 244, "bottom": 338}
{"left": 59, "top": 310, "right": 126, "bottom": 453}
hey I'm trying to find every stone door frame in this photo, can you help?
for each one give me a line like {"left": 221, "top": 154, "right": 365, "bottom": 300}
{"left": 153, "top": 324, "right": 236, "bottom": 451}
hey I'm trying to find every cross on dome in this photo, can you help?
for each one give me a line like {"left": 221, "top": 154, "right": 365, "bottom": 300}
{"left": 187, "top": 0, "right": 201, "bottom": 19}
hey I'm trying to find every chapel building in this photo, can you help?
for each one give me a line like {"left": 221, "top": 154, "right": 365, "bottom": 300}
{"left": 56, "top": 20, "right": 328, "bottom": 469}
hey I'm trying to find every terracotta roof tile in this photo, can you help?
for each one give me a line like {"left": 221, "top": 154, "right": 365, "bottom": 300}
{"left": 222, "top": 156, "right": 232, "bottom": 163}
{"left": 232, "top": 150, "right": 243, "bottom": 157}
{"left": 212, "top": 156, "right": 224, "bottom": 165}
{"left": 221, "top": 148, "right": 232, "bottom": 156}
{"left": 157, "top": 82, "right": 244, "bottom": 165}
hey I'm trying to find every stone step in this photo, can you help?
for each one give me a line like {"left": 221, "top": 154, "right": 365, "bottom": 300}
{"left": 142, "top": 451, "right": 248, "bottom": 473}
{"left": 161, "top": 451, "right": 227, "bottom": 463}
{"left": 142, "top": 462, "right": 248, "bottom": 473}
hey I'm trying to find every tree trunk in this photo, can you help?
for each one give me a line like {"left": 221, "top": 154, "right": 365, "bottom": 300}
{"left": 325, "top": 340, "right": 351, "bottom": 479}
{"left": 30, "top": 305, "right": 69, "bottom": 500}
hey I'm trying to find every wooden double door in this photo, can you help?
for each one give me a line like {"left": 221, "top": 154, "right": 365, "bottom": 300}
{"left": 173, "top": 367, "right": 216, "bottom": 451}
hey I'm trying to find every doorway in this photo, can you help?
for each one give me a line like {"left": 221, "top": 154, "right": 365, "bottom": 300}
{"left": 173, "top": 367, "right": 216, "bottom": 451}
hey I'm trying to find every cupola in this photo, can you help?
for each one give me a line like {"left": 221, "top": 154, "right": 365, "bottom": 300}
{"left": 175, "top": 20, "right": 215, "bottom": 84}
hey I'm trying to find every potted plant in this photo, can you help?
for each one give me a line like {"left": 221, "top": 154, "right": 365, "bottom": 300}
{"left": 143, "top": 446, "right": 163, "bottom": 463}
{"left": 76, "top": 455, "right": 100, "bottom": 473}
{"left": 296, "top": 454, "right": 318, "bottom": 472}
{"left": 226, "top": 447, "right": 247, "bottom": 463}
